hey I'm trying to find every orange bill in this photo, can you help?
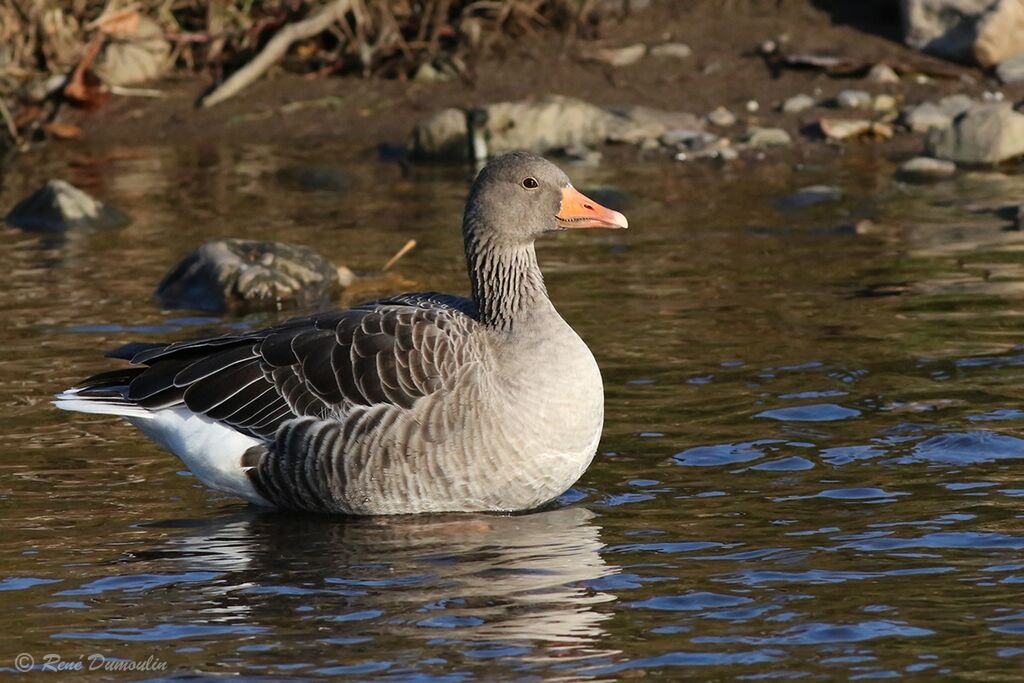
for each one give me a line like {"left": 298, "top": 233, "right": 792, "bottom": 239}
{"left": 556, "top": 186, "right": 629, "bottom": 230}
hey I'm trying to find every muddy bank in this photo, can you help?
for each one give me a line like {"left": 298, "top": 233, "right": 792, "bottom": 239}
{"left": 4, "top": 2, "right": 1024, "bottom": 168}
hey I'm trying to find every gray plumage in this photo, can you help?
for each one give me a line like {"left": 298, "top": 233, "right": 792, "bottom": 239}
{"left": 55, "top": 152, "right": 628, "bottom": 515}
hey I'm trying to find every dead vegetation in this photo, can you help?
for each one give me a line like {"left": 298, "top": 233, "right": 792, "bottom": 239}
{"left": 0, "top": 0, "right": 614, "bottom": 150}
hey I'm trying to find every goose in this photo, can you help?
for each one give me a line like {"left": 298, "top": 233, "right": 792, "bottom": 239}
{"left": 54, "top": 152, "right": 628, "bottom": 515}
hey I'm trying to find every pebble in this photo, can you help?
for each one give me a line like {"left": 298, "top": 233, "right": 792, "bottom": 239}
{"left": 835, "top": 89, "right": 873, "bottom": 109}
{"left": 413, "top": 62, "right": 450, "bottom": 83}
{"left": 706, "top": 106, "right": 737, "bottom": 127}
{"left": 897, "top": 156, "right": 957, "bottom": 181}
{"left": 904, "top": 95, "right": 976, "bottom": 133}
{"left": 660, "top": 129, "right": 717, "bottom": 149}
{"left": 926, "top": 103, "right": 1024, "bottom": 165}
{"left": 588, "top": 43, "right": 646, "bottom": 67}
{"left": 873, "top": 94, "right": 898, "bottom": 112}
{"left": 997, "top": 54, "right": 1024, "bottom": 84}
{"left": 4, "top": 179, "right": 130, "bottom": 231}
{"left": 782, "top": 94, "right": 816, "bottom": 113}
{"left": 746, "top": 127, "right": 791, "bottom": 147}
{"left": 745, "top": 99, "right": 760, "bottom": 113}
{"left": 776, "top": 185, "right": 843, "bottom": 210}
{"left": 649, "top": 42, "right": 692, "bottom": 59}
{"left": 867, "top": 63, "right": 900, "bottom": 84}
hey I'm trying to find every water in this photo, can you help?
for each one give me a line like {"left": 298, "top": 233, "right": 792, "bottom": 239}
{"left": 2, "top": 141, "right": 1024, "bottom": 679}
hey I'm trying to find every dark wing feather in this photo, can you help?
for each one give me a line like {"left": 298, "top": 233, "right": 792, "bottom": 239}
{"left": 89, "top": 294, "right": 477, "bottom": 441}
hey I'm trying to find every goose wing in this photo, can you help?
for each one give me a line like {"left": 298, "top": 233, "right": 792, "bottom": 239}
{"left": 114, "top": 293, "right": 480, "bottom": 440}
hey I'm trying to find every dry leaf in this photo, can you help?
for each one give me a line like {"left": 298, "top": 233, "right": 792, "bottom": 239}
{"left": 42, "top": 122, "right": 83, "bottom": 139}
{"left": 93, "top": 8, "right": 141, "bottom": 38}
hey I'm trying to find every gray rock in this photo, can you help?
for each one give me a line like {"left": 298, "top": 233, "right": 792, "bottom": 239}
{"left": 899, "top": 0, "right": 994, "bottom": 63}
{"left": 905, "top": 94, "right": 977, "bottom": 132}
{"left": 155, "top": 239, "right": 352, "bottom": 313}
{"left": 996, "top": 53, "right": 1024, "bottom": 83}
{"left": 410, "top": 96, "right": 614, "bottom": 160}
{"left": 776, "top": 185, "right": 843, "bottom": 210}
{"left": 649, "top": 42, "right": 692, "bottom": 59}
{"left": 585, "top": 43, "right": 647, "bottom": 67}
{"left": 4, "top": 180, "right": 130, "bottom": 232}
{"left": 605, "top": 105, "right": 704, "bottom": 144}
{"left": 660, "top": 129, "right": 717, "bottom": 149}
{"left": 782, "top": 94, "right": 816, "bottom": 114}
{"left": 413, "top": 62, "right": 450, "bottom": 83}
{"left": 95, "top": 16, "right": 170, "bottom": 86}
{"left": 897, "top": 156, "right": 958, "bottom": 180}
{"left": 867, "top": 63, "right": 901, "bottom": 83}
{"left": 873, "top": 94, "right": 899, "bottom": 112}
{"left": 975, "top": 0, "right": 1024, "bottom": 66}
{"left": 835, "top": 90, "right": 873, "bottom": 109}
{"left": 926, "top": 103, "right": 1024, "bottom": 164}
{"left": 707, "top": 106, "right": 737, "bottom": 127}
{"left": 746, "top": 127, "right": 792, "bottom": 147}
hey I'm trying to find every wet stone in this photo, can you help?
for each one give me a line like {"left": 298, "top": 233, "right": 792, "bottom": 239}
{"left": 782, "top": 94, "right": 816, "bottom": 114}
{"left": 155, "top": 239, "right": 353, "bottom": 313}
{"left": 996, "top": 53, "right": 1024, "bottom": 84}
{"left": 4, "top": 179, "right": 130, "bottom": 232}
{"left": 926, "top": 103, "right": 1024, "bottom": 164}
{"left": 776, "top": 185, "right": 843, "bottom": 210}
{"left": 835, "top": 89, "right": 873, "bottom": 109}
{"left": 746, "top": 127, "right": 792, "bottom": 147}
{"left": 897, "top": 156, "right": 957, "bottom": 181}
{"left": 904, "top": 94, "right": 976, "bottom": 133}
{"left": 707, "top": 106, "right": 737, "bottom": 127}
{"left": 867, "top": 63, "right": 901, "bottom": 83}
{"left": 649, "top": 42, "right": 692, "bottom": 59}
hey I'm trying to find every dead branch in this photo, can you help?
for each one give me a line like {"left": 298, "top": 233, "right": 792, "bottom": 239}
{"left": 199, "top": 0, "right": 353, "bottom": 108}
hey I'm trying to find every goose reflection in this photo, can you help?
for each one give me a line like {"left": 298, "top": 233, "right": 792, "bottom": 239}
{"left": 139, "top": 506, "right": 618, "bottom": 651}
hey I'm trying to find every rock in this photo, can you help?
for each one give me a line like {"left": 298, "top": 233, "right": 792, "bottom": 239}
{"left": 707, "top": 106, "right": 737, "bottom": 127}
{"left": 660, "top": 129, "right": 718, "bottom": 149}
{"left": 4, "top": 180, "right": 130, "bottom": 231}
{"left": 413, "top": 62, "right": 450, "bottom": 83}
{"left": 584, "top": 43, "right": 647, "bottom": 67}
{"left": 782, "top": 94, "right": 816, "bottom": 114}
{"left": 904, "top": 94, "right": 976, "bottom": 132}
{"left": 819, "top": 118, "right": 895, "bottom": 141}
{"left": 155, "top": 239, "right": 352, "bottom": 313}
{"left": 835, "top": 89, "right": 873, "bottom": 109}
{"left": 552, "top": 145, "right": 603, "bottom": 165}
{"left": 649, "top": 42, "right": 692, "bottom": 59}
{"left": 867, "top": 63, "right": 901, "bottom": 83}
{"left": 926, "top": 103, "right": 1024, "bottom": 164}
{"left": 95, "top": 16, "right": 171, "bottom": 86}
{"left": 897, "top": 156, "right": 958, "bottom": 180}
{"left": 873, "top": 94, "right": 899, "bottom": 111}
{"left": 746, "top": 127, "right": 792, "bottom": 147}
{"left": 996, "top": 53, "right": 1024, "bottom": 82}
{"left": 745, "top": 100, "right": 760, "bottom": 113}
{"left": 605, "top": 105, "right": 704, "bottom": 144}
{"left": 899, "top": 0, "right": 994, "bottom": 63}
{"left": 975, "top": 0, "right": 1024, "bottom": 66}
{"left": 278, "top": 167, "right": 354, "bottom": 193}
{"left": 776, "top": 185, "right": 843, "bottom": 210}
{"left": 411, "top": 96, "right": 614, "bottom": 160}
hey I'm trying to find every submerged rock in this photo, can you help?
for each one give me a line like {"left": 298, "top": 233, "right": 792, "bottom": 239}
{"left": 897, "top": 156, "right": 958, "bottom": 181}
{"left": 4, "top": 179, "right": 130, "bottom": 231}
{"left": 926, "top": 103, "right": 1024, "bottom": 164}
{"left": 776, "top": 185, "right": 843, "bottom": 210}
{"left": 156, "top": 239, "right": 353, "bottom": 313}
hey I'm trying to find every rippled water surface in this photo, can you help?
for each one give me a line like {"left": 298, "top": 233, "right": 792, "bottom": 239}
{"left": 2, "top": 142, "right": 1024, "bottom": 680}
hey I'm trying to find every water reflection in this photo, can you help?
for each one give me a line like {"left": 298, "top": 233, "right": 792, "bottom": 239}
{"left": 132, "top": 507, "right": 617, "bottom": 649}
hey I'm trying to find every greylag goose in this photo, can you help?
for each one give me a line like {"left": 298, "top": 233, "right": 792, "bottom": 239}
{"left": 54, "top": 152, "right": 628, "bottom": 515}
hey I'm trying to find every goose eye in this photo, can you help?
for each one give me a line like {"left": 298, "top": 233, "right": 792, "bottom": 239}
{"left": 522, "top": 177, "right": 539, "bottom": 189}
